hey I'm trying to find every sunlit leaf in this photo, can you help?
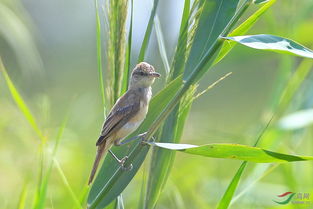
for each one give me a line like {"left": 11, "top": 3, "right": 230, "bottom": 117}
{"left": 150, "top": 142, "right": 313, "bottom": 163}
{"left": 223, "top": 34, "right": 313, "bottom": 59}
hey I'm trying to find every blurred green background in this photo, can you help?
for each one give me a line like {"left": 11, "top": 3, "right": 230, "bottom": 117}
{"left": 0, "top": 0, "right": 313, "bottom": 208}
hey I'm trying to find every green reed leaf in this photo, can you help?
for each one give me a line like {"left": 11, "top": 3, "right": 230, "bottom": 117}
{"left": 223, "top": 34, "right": 313, "bottom": 59}
{"left": 150, "top": 142, "right": 313, "bottom": 163}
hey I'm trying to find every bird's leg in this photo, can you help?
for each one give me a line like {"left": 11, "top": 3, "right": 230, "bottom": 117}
{"left": 114, "top": 132, "right": 147, "bottom": 146}
{"left": 140, "top": 135, "right": 155, "bottom": 145}
{"left": 108, "top": 149, "right": 133, "bottom": 171}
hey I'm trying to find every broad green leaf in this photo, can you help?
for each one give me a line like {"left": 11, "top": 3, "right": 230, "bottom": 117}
{"left": 223, "top": 34, "right": 313, "bottom": 59}
{"left": 184, "top": 0, "right": 240, "bottom": 78}
{"left": 215, "top": 0, "right": 276, "bottom": 65}
{"left": 278, "top": 109, "right": 313, "bottom": 130}
{"left": 87, "top": 76, "right": 183, "bottom": 208}
{"left": 150, "top": 142, "right": 313, "bottom": 163}
{"left": 137, "top": 0, "right": 160, "bottom": 62}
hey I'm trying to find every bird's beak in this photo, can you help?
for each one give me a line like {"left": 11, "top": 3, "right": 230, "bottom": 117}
{"left": 150, "top": 72, "right": 161, "bottom": 78}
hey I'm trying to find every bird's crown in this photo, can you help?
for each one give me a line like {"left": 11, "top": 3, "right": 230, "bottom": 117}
{"left": 132, "top": 62, "right": 155, "bottom": 76}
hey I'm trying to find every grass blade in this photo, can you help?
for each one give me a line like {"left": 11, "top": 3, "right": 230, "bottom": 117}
{"left": 216, "top": 58, "right": 313, "bottom": 209}
{"left": 154, "top": 15, "right": 170, "bottom": 76}
{"left": 0, "top": 58, "right": 45, "bottom": 142}
{"left": 54, "top": 159, "right": 83, "bottom": 209}
{"left": 149, "top": 142, "right": 313, "bottom": 162}
{"left": 137, "top": 0, "right": 160, "bottom": 62}
{"left": 33, "top": 115, "right": 69, "bottom": 209}
{"left": 94, "top": 0, "right": 106, "bottom": 115}
{"left": 17, "top": 183, "right": 28, "bottom": 209}
{"left": 0, "top": 59, "right": 81, "bottom": 209}
{"left": 217, "top": 162, "right": 247, "bottom": 209}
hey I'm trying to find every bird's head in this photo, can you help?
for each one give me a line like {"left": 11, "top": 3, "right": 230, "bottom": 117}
{"left": 130, "top": 62, "right": 160, "bottom": 88}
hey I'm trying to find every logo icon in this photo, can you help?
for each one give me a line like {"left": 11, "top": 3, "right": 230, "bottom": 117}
{"left": 273, "top": 192, "right": 295, "bottom": 205}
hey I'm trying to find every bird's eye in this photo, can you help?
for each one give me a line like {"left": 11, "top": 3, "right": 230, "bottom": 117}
{"left": 140, "top": 72, "right": 145, "bottom": 76}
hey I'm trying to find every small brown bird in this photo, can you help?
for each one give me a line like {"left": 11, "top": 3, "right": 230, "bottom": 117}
{"left": 88, "top": 62, "right": 160, "bottom": 184}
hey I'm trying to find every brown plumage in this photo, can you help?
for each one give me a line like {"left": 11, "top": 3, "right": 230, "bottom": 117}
{"left": 88, "top": 62, "right": 160, "bottom": 185}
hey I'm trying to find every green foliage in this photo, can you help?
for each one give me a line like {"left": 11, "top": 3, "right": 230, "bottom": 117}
{"left": 1, "top": 0, "right": 313, "bottom": 208}
{"left": 0, "top": 59, "right": 82, "bottom": 209}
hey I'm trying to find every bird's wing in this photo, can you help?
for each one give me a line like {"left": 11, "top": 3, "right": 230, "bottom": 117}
{"left": 96, "top": 92, "right": 140, "bottom": 146}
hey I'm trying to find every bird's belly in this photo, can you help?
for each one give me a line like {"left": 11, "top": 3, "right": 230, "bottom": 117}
{"left": 116, "top": 120, "right": 143, "bottom": 140}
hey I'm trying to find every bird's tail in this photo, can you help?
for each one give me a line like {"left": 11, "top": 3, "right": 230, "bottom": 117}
{"left": 88, "top": 142, "right": 109, "bottom": 185}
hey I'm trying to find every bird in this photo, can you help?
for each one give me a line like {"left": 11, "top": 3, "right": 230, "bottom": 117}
{"left": 88, "top": 62, "right": 160, "bottom": 185}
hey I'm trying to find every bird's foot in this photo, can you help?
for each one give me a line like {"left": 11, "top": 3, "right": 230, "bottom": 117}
{"left": 119, "top": 156, "right": 133, "bottom": 171}
{"left": 140, "top": 134, "right": 155, "bottom": 145}
{"left": 115, "top": 132, "right": 148, "bottom": 146}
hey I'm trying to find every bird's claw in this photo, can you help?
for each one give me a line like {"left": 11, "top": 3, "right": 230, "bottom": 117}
{"left": 119, "top": 156, "right": 133, "bottom": 171}
{"left": 140, "top": 135, "right": 155, "bottom": 145}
